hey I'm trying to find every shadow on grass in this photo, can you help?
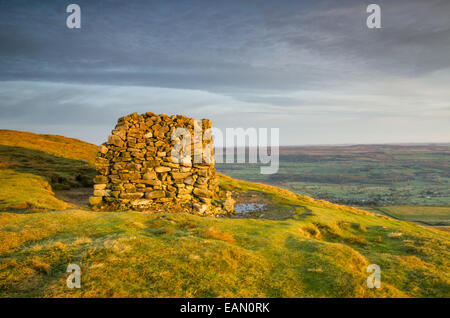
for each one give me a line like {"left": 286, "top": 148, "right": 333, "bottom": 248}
{"left": 0, "top": 145, "right": 96, "bottom": 190}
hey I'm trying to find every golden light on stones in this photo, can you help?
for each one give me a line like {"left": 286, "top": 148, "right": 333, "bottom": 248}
{"left": 90, "top": 112, "right": 234, "bottom": 215}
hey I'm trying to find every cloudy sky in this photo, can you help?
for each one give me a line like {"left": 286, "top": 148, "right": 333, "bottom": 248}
{"left": 0, "top": 0, "right": 449, "bottom": 145}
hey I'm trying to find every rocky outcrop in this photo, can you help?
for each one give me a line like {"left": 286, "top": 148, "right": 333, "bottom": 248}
{"left": 89, "top": 112, "right": 233, "bottom": 215}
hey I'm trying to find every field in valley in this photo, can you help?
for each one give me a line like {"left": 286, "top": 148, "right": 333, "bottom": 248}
{"left": 0, "top": 130, "right": 449, "bottom": 297}
{"left": 216, "top": 144, "right": 450, "bottom": 228}
{"left": 364, "top": 206, "right": 450, "bottom": 227}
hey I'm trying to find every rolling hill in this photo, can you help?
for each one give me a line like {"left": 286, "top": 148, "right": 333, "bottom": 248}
{"left": 0, "top": 130, "right": 448, "bottom": 297}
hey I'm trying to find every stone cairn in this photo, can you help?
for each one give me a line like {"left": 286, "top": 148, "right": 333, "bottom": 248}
{"left": 89, "top": 112, "right": 234, "bottom": 215}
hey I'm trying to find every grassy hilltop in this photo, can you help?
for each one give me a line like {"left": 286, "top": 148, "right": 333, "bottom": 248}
{"left": 0, "top": 130, "right": 449, "bottom": 297}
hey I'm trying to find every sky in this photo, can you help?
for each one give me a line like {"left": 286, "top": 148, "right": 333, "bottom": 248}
{"left": 0, "top": 0, "right": 449, "bottom": 145}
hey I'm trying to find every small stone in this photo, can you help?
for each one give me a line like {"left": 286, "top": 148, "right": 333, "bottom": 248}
{"left": 141, "top": 179, "right": 162, "bottom": 186}
{"left": 223, "top": 198, "right": 235, "bottom": 213}
{"left": 89, "top": 196, "right": 103, "bottom": 206}
{"left": 143, "top": 171, "right": 157, "bottom": 180}
{"left": 181, "top": 157, "right": 192, "bottom": 167}
{"left": 93, "top": 175, "right": 108, "bottom": 184}
{"left": 98, "top": 144, "right": 108, "bottom": 154}
{"left": 110, "top": 191, "right": 120, "bottom": 198}
{"left": 93, "top": 184, "right": 107, "bottom": 190}
{"left": 130, "top": 199, "right": 152, "bottom": 206}
{"left": 120, "top": 192, "right": 144, "bottom": 199}
{"left": 184, "top": 176, "right": 195, "bottom": 185}
{"left": 112, "top": 128, "right": 126, "bottom": 140}
{"left": 155, "top": 166, "right": 171, "bottom": 173}
{"left": 193, "top": 188, "right": 212, "bottom": 198}
{"left": 196, "top": 176, "right": 208, "bottom": 185}
{"left": 108, "top": 134, "right": 125, "bottom": 147}
{"left": 171, "top": 172, "right": 191, "bottom": 180}
{"left": 161, "top": 162, "right": 180, "bottom": 168}
{"left": 193, "top": 203, "right": 208, "bottom": 214}
{"left": 144, "top": 160, "right": 159, "bottom": 168}
{"left": 111, "top": 184, "right": 124, "bottom": 191}
{"left": 124, "top": 184, "right": 136, "bottom": 192}
{"left": 145, "top": 190, "right": 166, "bottom": 199}
{"left": 94, "top": 189, "right": 111, "bottom": 197}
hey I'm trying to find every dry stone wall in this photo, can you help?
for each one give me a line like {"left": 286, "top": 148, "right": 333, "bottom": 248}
{"left": 89, "top": 112, "right": 233, "bottom": 215}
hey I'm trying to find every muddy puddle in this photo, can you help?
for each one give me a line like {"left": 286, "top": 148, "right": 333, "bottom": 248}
{"left": 234, "top": 203, "right": 267, "bottom": 214}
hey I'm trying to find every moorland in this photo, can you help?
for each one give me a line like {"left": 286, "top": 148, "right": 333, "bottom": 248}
{"left": 0, "top": 130, "right": 448, "bottom": 297}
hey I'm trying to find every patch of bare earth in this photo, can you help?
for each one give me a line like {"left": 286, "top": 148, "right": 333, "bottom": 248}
{"left": 232, "top": 190, "right": 307, "bottom": 220}
{"left": 54, "top": 187, "right": 92, "bottom": 208}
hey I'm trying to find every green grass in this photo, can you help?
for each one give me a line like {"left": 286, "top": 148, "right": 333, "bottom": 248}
{"left": 0, "top": 130, "right": 96, "bottom": 211}
{"left": 0, "top": 130, "right": 98, "bottom": 165}
{"left": 0, "top": 131, "right": 97, "bottom": 191}
{"left": 364, "top": 206, "right": 450, "bottom": 226}
{"left": 0, "top": 169, "right": 68, "bottom": 211}
{"left": 0, "top": 131, "right": 449, "bottom": 297}
{"left": 0, "top": 145, "right": 96, "bottom": 190}
{"left": 1, "top": 176, "right": 448, "bottom": 298}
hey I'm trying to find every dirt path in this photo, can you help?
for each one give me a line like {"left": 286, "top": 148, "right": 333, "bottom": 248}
{"left": 54, "top": 187, "right": 91, "bottom": 208}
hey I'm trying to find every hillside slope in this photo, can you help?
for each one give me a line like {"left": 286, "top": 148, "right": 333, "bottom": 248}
{"left": 0, "top": 130, "right": 97, "bottom": 211}
{"left": 0, "top": 130, "right": 448, "bottom": 297}
{"left": 0, "top": 130, "right": 97, "bottom": 164}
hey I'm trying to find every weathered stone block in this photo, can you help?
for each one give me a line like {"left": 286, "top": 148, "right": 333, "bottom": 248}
{"left": 94, "top": 184, "right": 107, "bottom": 190}
{"left": 98, "top": 144, "right": 108, "bottom": 154}
{"left": 130, "top": 199, "right": 152, "bottom": 206}
{"left": 141, "top": 179, "right": 162, "bottom": 186}
{"left": 171, "top": 172, "right": 191, "bottom": 180}
{"left": 193, "top": 188, "right": 212, "bottom": 198}
{"left": 94, "top": 175, "right": 108, "bottom": 184}
{"left": 108, "top": 134, "right": 125, "bottom": 147}
{"left": 155, "top": 166, "right": 171, "bottom": 173}
{"left": 145, "top": 190, "right": 166, "bottom": 199}
{"left": 120, "top": 192, "right": 144, "bottom": 199}
{"left": 89, "top": 196, "right": 103, "bottom": 206}
{"left": 94, "top": 189, "right": 111, "bottom": 197}
{"left": 143, "top": 171, "right": 157, "bottom": 180}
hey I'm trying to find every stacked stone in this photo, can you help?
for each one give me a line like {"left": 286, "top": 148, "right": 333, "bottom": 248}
{"left": 89, "top": 112, "right": 231, "bottom": 215}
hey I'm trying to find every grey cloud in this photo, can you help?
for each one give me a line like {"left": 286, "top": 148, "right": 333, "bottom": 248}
{"left": 0, "top": 0, "right": 449, "bottom": 145}
{"left": 1, "top": 0, "right": 449, "bottom": 94}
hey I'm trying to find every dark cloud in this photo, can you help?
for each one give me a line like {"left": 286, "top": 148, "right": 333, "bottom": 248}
{"left": 0, "top": 0, "right": 449, "bottom": 144}
{"left": 1, "top": 0, "right": 449, "bottom": 92}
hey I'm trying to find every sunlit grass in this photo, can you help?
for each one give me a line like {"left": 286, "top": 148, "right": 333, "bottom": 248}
{"left": 0, "top": 130, "right": 448, "bottom": 297}
{"left": 0, "top": 177, "right": 449, "bottom": 297}
{"left": 0, "top": 130, "right": 97, "bottom": 165}
{"left": 0, "top": 169, "right": 68, "bottom": 211}
{"left": 366, "top": 206, "right": 450, "bottom": 226}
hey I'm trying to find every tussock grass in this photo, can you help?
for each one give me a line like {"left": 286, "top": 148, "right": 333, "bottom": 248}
{"left": 0, "top": 130, "right": 97, "bottom": 191}
{"left": 0, "top": 169, "right": 68, "bottom": 211}
{"left": 0, "top": 130, "right": 97, "bottom": 165}
{"left": 0, "top": 145, "right": 96, "bottom": 190}
{"left": 367, "top": 206, "right": 450, "bottom": 226}
{"left": 0, "top": 182, "right": 448, "bottom": 297}
{"left": 0, "top": 131, "right": 448, "bottom": 297}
